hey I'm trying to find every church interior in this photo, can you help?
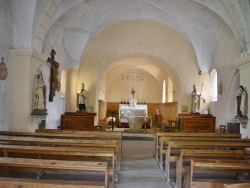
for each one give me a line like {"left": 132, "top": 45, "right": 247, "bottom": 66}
{"left": 1, "top": 0, "right": 250, "bottom": 187}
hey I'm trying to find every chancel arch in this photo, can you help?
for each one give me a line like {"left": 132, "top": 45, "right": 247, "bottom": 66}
{"left": 71, "top": 20, "right": 204, "bottom": 114}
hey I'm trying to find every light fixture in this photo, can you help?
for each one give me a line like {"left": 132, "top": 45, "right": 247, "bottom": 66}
{"left": 121, "top": 70, "right": 144, "bottom": 82}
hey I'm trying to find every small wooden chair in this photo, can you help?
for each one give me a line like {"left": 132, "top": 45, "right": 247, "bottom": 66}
{"left": 163, "top": 119, "right": 179, "bottom": 132}
{"left": 106, "top": 117, "right": 116, "bottom": 129}
{"left": 219, "top": 125, "right": 227, "bottom": 133}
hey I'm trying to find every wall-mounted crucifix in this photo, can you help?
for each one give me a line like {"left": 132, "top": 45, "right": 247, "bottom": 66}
{"left": 47, "top": 49, "right": 59, "bottom": 102}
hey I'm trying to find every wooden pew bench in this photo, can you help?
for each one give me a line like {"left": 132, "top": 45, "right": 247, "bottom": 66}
{"left": 0, "top": 135, "right": 121, "bottom": 163}
{"left": 154, "top": 132, "right": 241, "bottom": 161}
{"left": 224, "top": 183, "right": 250, "bottom": 188}
{"left": 159, "top": 137, "right": 250, "bottom": 170}
{"left": 0, "top": 144, "right": 117, "bottom": 187}
{"left": 0, "top": 157, "right": 109, "bottom": 188}
{"left": 187, "top": 159, "right": 250, "bottom": 188}
{"left": 0, "top": 131, "right": 122, "bottom": 162}
{"left": 0, "top": 177, "right": 105, "bottom": 188}
{"left": 0, "top": 130, "right": 122, "bottom": 156}
{"left": 35, "top": 129, "right": 122, "bottom": 138}
{"left": 177, "top": 149, "right": 250, "bottom": 188}
{"left": 163, "top": 140, "right": 250, "bottom": 182}
{"left": 0, "top": 135, "right": 120, "bottom": 186}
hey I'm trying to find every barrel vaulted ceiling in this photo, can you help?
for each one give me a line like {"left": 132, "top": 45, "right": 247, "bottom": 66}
{"left": 22, "top": 0, "right": 247, "bottom": 91}
{"left": 33, "top": 0, "right": 245, "bottom": 70}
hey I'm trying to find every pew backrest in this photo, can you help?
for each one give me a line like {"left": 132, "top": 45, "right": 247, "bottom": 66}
{"left": 0, "top": 177, "right": 106, "bottom": 188}
{"left": 163, "top": 140, "right": 250, "bottom": 182}
{"left": 154, "top": 132, "right": 241, "bottom": 160}
{"left": 0, "top": 144, "right": 116, "bottom": 187}
{"left": 189, "top": 159, "right": 250, "bottom": 188}
{"left": 0, "top": 157, "right": 109, "bottom": 187}
{"left": 177, "top": 149, "right": 250, "bottom": 188}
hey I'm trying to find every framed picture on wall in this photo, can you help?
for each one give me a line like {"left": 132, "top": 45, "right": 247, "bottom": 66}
{"left": 181, "top": 105, "right": 188, "bottom": 114}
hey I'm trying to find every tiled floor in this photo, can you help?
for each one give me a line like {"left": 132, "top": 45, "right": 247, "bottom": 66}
{"left": 116, "top": 139, "right": 173, "bottom": 188}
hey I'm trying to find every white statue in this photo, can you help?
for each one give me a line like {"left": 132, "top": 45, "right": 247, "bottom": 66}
{"left": 77, "top": 83, "right": 87, "bottom": 111}
{"left": 236, "top": 85, "right": 247, "bottom": 116}
{"left": 33, "top": 66, "right": 46, "bottom": 110}
{"left": 191, "top": 84, "right": 199, "bottom": 113}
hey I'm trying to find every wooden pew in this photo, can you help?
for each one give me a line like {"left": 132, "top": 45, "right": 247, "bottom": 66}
{"left": 224, "top": 183, "right": 250, "bottom": 188}
{"left": 0, "top": 144, "right": 117, "bottom": 187}
{"left": 34, "top": 129, "right": 123, "bottom": 156}
{"left": 177, "top": 149, "right": 250, "bottom": 188}
{"left": 159, "top": 137, "right": 250, "bottom": 170}
{"left": 0, "top": 157, "right": 109, "bottom": 188}
{"left": 0, "top": 130, "right": 122, "bottom": 158}
{"left": 1, "top": 130, "right": 122, "bottom": 151}
{"left": 0, "top": 177, "right": 105, "bottom": 188}
{"left": 35, "top": 129, "right": 122, "bottom": 137}
{"left": 188, "top": 159, "right": 250, "bottom": 188}
{"left": 154, "top": 132, "right": 241, "bottom": 161}
{"left": 163, "top": 140, "right": 250, "bottom": 182}
{"left": 0, "top": 135, "right": 121, "bottom": 173}
{"left": 0, "top": 135, "right": 120, "bottom": 152}
{"left": 0, "top": 130, "right": 122, "bottom": 140}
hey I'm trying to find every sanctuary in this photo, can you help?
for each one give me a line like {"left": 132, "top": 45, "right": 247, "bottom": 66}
{"left": 119, "top": 100, "right": 148, "bottom": 131}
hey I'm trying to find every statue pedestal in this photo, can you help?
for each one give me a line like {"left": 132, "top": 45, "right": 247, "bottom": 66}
{"left": 31, "top": 109, "right": 48, "bottom": 130}
{"left": 234, "top": 115, "right": 249, "bottom": 129}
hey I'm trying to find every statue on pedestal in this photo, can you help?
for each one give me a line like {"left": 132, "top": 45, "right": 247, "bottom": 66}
{"left": 236, "top": 85, "right": 247, "bottom": 117}
{"left": 31, "top": 65, "right": 48, "bottom": 130}
{"left": 77, "top": 83, "right": 87, "bottom": 111}
{"left": 33, "top": 66, "right": 46, "bottom": 111}
{"left": 235, "top": 85, "right": 248, "bottom": 129}
{"left": 191, "top": 84, "right": 198, "bottom": 112}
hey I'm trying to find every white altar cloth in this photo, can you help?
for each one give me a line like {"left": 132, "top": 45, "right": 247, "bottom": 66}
{"left": 119, "top": 104, "right": 148, "bottom": 131}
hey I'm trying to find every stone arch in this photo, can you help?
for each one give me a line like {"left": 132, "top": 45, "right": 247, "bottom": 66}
{"left": 222, "top": 0, "right": 250, "bottom": 54}
{"left": 33, "top": 0, "right": 62, "bottom": 51}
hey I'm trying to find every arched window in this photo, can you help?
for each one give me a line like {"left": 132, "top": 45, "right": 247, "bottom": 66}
{"left": 168, "top": 77, "right": 173, "bottom": 102}
{"left": 162, "top": 80, "right": 166, "bottom": 103}
{"left": 60, "top": 70, "right": 66, "bottom": 98}
{"left": 210, "top": 69, "right": 217, "bottom": 101}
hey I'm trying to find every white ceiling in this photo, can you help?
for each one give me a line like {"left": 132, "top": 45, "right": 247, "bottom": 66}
{"left": 50, "top": 0, "right": 236, "bottom": 72}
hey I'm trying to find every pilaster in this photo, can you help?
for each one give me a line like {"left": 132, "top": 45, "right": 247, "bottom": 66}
{"left": 10, "top": 48, "right": 47, "bottom": 132}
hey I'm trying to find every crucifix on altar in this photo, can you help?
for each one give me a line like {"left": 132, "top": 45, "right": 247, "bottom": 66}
{"left": 131, "top": 87, "right": 136, "bottom": 98}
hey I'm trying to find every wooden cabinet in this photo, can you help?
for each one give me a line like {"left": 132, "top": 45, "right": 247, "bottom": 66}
{"left": 60, "top": 112, "right": 96, "bottom": 130}
{"left": 227, "top": 123, "right": 240, "bottom": 133}
{"left": 178, "top": 113, "right": 216, "bottom": 133}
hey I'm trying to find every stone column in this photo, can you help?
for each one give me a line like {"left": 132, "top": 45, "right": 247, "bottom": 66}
{"left": 10, "top": 49, "right": 47, "bottom": 132}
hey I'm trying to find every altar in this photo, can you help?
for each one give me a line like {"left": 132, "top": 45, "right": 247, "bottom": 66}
{"left": 119, "top": 104, "right": 148, "bottom": 131}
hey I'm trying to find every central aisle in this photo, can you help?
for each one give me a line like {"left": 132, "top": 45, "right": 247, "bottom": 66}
{"left": 116, "top": 139, "right": 173, "bottom": 188}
